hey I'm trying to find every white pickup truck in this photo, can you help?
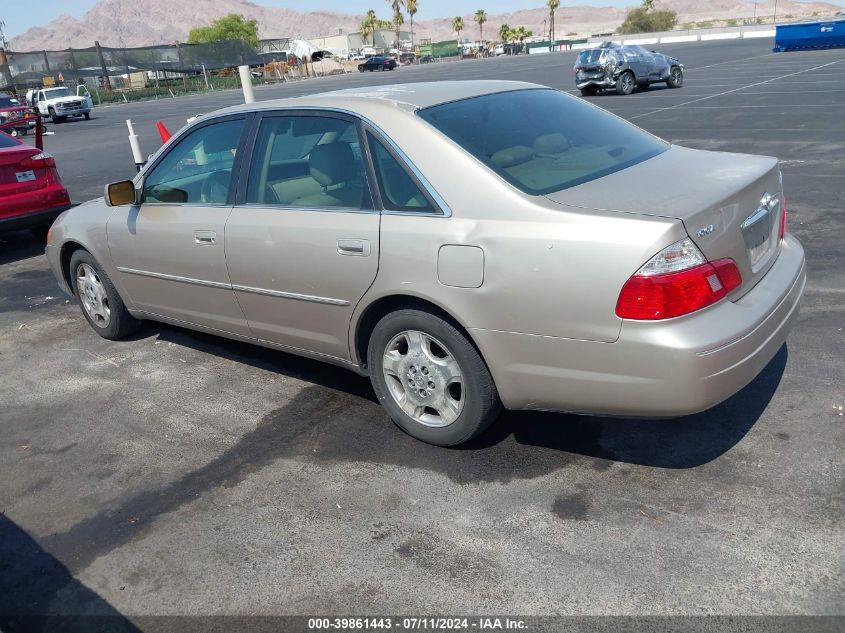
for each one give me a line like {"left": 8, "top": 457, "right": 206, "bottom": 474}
{"left": 30, "top": 86, "right": 93, "bottom": 124}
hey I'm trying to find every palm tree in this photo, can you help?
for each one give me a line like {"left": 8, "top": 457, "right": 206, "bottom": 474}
{"left": 498, "top": 23, "right": 511, "bottom": 54}
{"left": 474, "top": 9, "right": 488, "bottom": 43}
{"left": 361, "top": 9, "right": 378, "bottom": 46}
{"left": 547, "top": 0, "right": 560, "bottom": 50}
{"left": 386, "top": 0, "right": 405, "bottom": 58}
{"left": 508, "top": 25, "right": 530, "bottom": 52}
{"left": 452, "top": 16, "right": 464, "bottom": 44}
{"left": 406, "top": 0, "right": 418, "bottom": 50}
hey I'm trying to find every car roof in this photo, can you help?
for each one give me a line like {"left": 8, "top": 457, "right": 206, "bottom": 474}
{"left": 214, "top": 80, "right": 543, "bottom": 118}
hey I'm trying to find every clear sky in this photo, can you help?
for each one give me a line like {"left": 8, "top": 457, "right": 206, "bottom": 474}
{"left": 2, "top": 0, "right": 844, "bottom": 38}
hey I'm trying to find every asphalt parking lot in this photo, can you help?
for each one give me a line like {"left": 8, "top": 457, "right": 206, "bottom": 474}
{"left": 1, "top": 38, "right": 843, "bottom": 626}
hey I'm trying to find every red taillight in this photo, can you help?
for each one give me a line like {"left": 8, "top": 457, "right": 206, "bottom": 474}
{"left": 19, "top": 152, "right": 56, "bottom": 169}
{"left": 616, "top": 253, "right": 742, "bottom": 320}
{"left": 779, "top": 195, "right": 787, "bottom": 240}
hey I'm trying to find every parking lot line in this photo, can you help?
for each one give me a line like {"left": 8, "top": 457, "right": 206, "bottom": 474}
{"left": 631, "top": 57, "right": 845, "bottom": 119}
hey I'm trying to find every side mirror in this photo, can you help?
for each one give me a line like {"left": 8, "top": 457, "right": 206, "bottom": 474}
{"left": 105, "top": 180, "right": 138, "bottom": 206}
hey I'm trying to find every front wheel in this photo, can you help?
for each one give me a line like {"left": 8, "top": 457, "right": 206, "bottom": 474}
{"left": 615, "top": 71, "right": 635, "bottom": 96}
{"left": 368, "top": 309, "right": 501, "bottom": 446}
{"left": 579, "top": 85, "right": 598, "bottom": 96}
{"left": 49, "top": 108, "right": 60, "bottom": 124}
{"left": 84, "top": 112, "right": 91, "bottom": 120}
{"left": 69, "top": 249, "right": 142, "bottom": 340}
{"left": 667, "top": 66, "right": 683, "bottom": 88}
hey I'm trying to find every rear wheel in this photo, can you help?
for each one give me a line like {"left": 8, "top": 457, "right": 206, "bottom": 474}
{"left": 579, "top": 85, "right": 598, "bottom": 97}
{"left": 667, "top": 65, "right": 683, "bottom": 88}
{"left": 615, "top": 71, "right": 635, "bottom": 96}
{"left": 368, "top": 309, "right": 501, "bottom": 446}
{"left": 69, "top": 249, "right": 141, "bottom": 340}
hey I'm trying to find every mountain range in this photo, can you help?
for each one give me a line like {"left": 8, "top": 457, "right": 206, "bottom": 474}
{"left": 10, "top": 0, "right": 843, "bottom": 51}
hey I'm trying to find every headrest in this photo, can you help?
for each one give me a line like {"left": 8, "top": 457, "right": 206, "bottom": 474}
{"left": 309, "top": 142, "right": 355, "bottom": 186}
{"left": 533, "top": 133, "right": 570, "bottom": 156}
{"left": 490, "top": 145, "right": 534, "bottom": 168}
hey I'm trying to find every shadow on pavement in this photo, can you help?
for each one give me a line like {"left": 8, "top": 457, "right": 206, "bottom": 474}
{"left": 0, "top": 231, "right": 46, "bottom": 266}
{"left": 146, "top": 322, "right": 787, "bottom": 471}
{"left": 0, "top": 512, "right": 141, "bottom": 632}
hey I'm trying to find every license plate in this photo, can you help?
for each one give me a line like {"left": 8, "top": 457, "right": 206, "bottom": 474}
{"left": 741, "top": 203, "right": 777, "bottom": 267}
{"left": 16, "top": 170, "right": 36, "bottom": 183}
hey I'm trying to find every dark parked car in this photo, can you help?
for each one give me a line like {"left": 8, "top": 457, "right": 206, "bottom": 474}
{"left": 0, "top": 95, "right": 37, "bottom": 137}
{"left": 358, "top": 56, "right": 398, "bottom": 72}
{"left": 574, "top": 42, "right": 683, "bottom": 96}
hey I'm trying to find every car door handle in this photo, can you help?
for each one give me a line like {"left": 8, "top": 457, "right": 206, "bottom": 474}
{"left": 337, "top": 239, "right": 370, "bottom": 256}
{"left": 194, "top": 230, "right": 217, "bottom": 245}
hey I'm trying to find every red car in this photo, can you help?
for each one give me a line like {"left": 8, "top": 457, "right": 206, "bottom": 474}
{"left": 0, "top": 95, "right": 38, "bottom": 137}
{"left": 0, "top": 131, "right": 71, "bottom": 239}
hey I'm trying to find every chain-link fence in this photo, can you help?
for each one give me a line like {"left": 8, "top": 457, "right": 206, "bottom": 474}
{"left": 0, "top": 40, "right": 317, "bottom": 103}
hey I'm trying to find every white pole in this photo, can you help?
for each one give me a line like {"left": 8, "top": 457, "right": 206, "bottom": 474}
{"left": 202, "top": 64, "right": 209, "bottom": 90}
{"left": 238, "top": 65, "right": 255, "bottom": 104}
{"left": 126, "top": 119, "right": 144, "bottom": 171}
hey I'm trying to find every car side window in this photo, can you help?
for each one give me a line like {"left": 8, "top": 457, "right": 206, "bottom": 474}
{"left": 143, "top": 119, "right": 245, "bottom": 205}
{"left": 367, "top": 134, "right": 435, "bottom": 213}
{"left": 246, "top": 115, "right": 367, "bottom": 209}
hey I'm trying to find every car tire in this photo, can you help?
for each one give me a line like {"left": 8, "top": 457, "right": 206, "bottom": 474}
{"left": 49, "top": 108, "right": 60, "bottom": 124}
{"left": 667, "top": 66, "right": 683, "bottom": 88}
{"left": 84, "top": 112, "right": 91, "bottom": 120}
{"left": 579, "top": 86, "right": 598, "bottom": 96}
{"left": 367, "top": 308, "right": 502, "bottom": 447}
{"left": 615, "top": 71, "right": 635, "bottom": 96}
{"left": 69, "top": 249, "right": 142, "bottom": 340}
{"left": 9, "top": 129, "right": 18, "bottom": 137}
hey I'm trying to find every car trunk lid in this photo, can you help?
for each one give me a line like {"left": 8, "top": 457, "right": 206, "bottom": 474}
{"left": 544, "top": 145, "right": 784, "bottom": 299}
{"left": 0, "top": 146, "right": 47, "bottom": 195}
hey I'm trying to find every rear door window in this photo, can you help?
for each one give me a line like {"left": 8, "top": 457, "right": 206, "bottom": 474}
{"left": 417, "top": 88, "right": 668, "bottom": 195}
{"left": 245, "top": 115, "right": 367, "bottom": 209}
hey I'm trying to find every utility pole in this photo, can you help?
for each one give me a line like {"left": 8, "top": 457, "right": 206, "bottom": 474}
{"left": 95, "top": 40, "right": 112, "bottom": 90}
{"left": 0, "top": 21, "right": 9, "bottom": 49}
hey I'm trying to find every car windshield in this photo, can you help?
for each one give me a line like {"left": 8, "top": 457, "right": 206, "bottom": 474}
{"left": 0, "top": 97, "right": 20, "bottom": 107}
{"left": 44, "top": 88, "right": 72, "bottom": 98}
{"left": 417, "top": 88, "right": 669, "bottom": 195}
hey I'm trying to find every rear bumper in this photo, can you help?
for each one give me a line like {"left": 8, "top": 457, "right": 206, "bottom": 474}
{"left": 576, "top": 75, "right": 616, "bottom": 89}
{"left": 471, "top": 234, "right": 806, "bottom": 416}
{"left": 0, "top": 204, "right": 70, "bottom": 232}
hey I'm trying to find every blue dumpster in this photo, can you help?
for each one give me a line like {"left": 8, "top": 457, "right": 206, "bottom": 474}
{"left": 774, "top": 19, "right": 845, "bottom": 52}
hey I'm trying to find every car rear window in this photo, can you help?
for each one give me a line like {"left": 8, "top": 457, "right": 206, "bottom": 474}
{"left": 0, "top": 132, "right": 20, "bottom": 148}
{"left": 417, "top": 88, "right": 668, "bottom": 195}
{"left": 578, "top": 50, "right": 603, "bottom": 64}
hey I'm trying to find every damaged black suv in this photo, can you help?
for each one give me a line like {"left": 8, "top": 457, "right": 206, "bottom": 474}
{"left": 574, "top": 42, "right": 684, "bottom": 96}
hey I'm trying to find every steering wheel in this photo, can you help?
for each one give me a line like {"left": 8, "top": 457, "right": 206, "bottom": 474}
{"left": 200, "top": 170, "right": 231, "bottom": 204}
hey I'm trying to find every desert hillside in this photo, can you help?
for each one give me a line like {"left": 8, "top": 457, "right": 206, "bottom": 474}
{"left": 9, "top": 0, "right": 842, "bottom": 51}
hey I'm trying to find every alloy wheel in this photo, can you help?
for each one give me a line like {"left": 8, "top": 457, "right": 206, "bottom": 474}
{"left": 382, "top": 330, "right": 464, "bottom": 428}
{"left": 76, "top": 263, "right": 111, "bottom": 328}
